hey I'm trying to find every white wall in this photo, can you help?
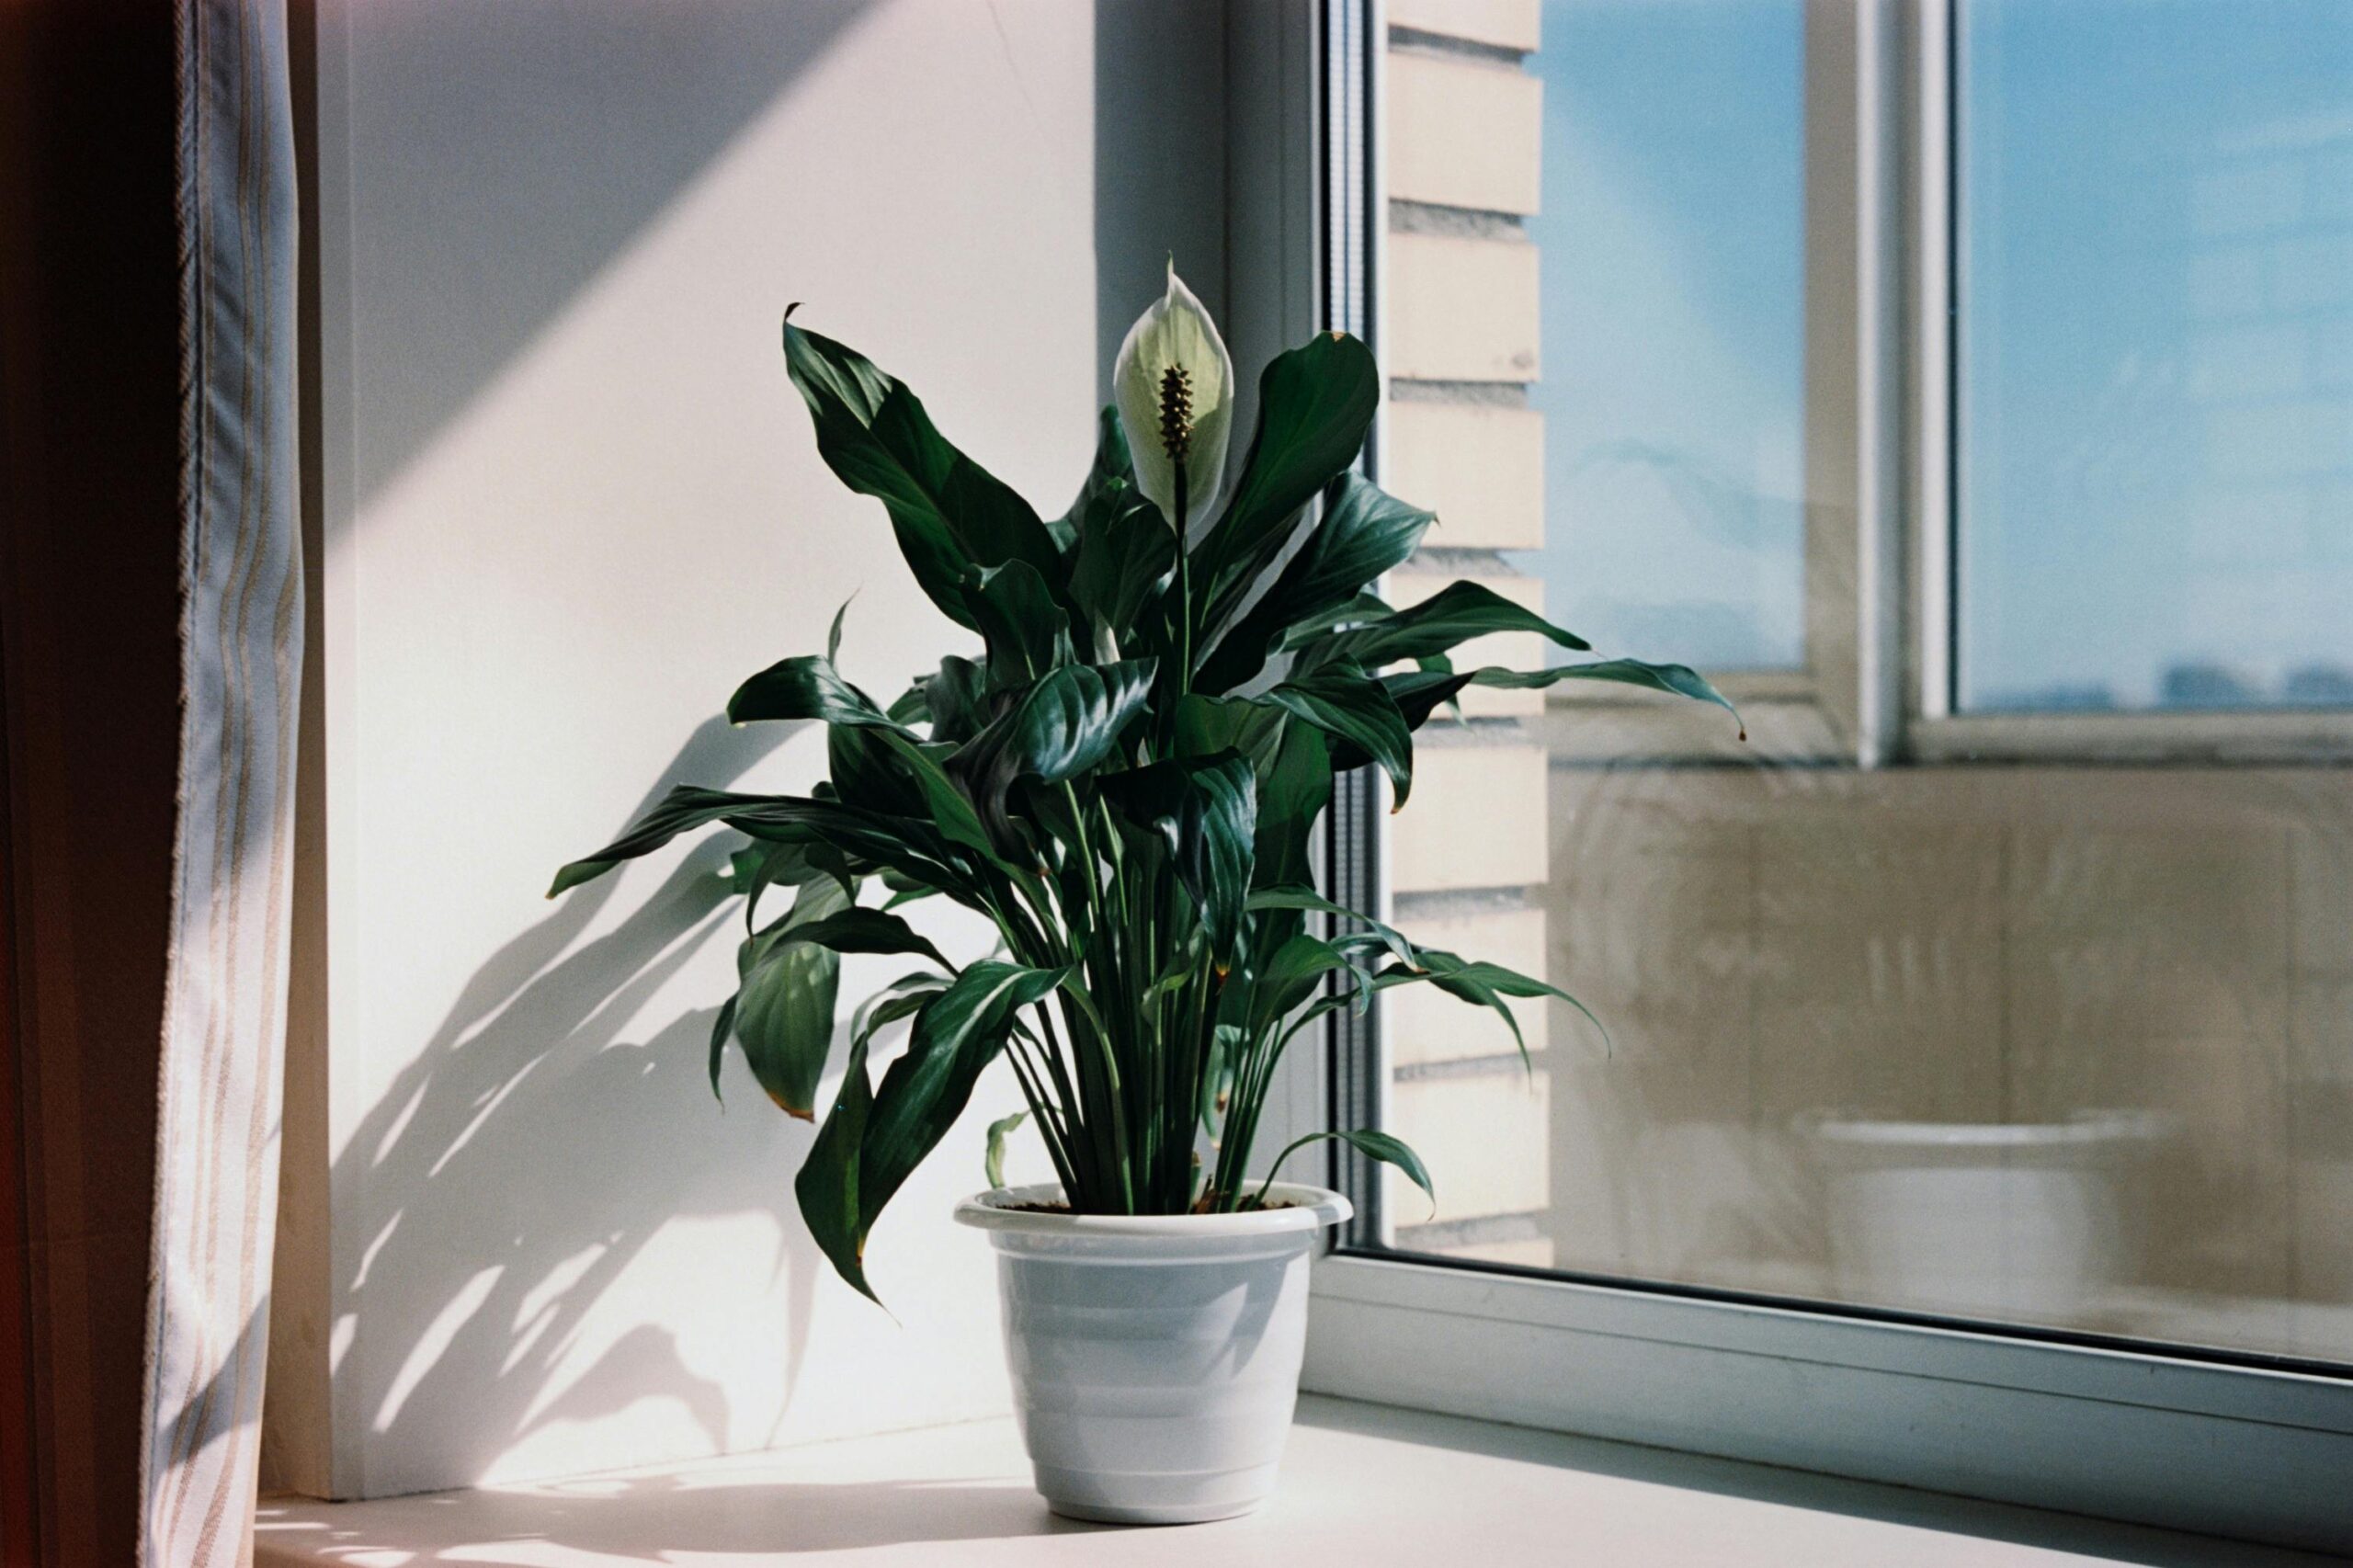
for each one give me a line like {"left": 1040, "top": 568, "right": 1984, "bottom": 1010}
{"left": 266, "top": 0, "right": 1233, "bottom": 1499}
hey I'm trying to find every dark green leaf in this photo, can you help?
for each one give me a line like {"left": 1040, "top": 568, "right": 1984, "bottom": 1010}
{"left": 1171, "top": 693, "right": 1284, "bottom": 767}
{"left": 794, "top": 1030, "right": 879, "bottom": 1301}
{"left": 1245, "top": 932, "right": 1368, "bottom": 1039}
{"left": 1378, "top": 667, "right": 1478, "bottom": 732}
{"left": 1099, "top": 752, "right": 1258, "bottom": 957}
{"left": 782, "top": 319, "right": 1062, "bottom": 627}
{"left": 1197, "top": 472, "right": 1432, "bottom": 694}
{"left": 1068, "top": 486, "right": 1176, "bottom": 653}
{"left": 706, "top": 993, "right": 739, "bottom": 1102}
{"left": 727, "top": 654, "right": 904, "bottom": 730}
{"left": 922, "top": 655, "right": 992, "bottom": 744}
{"left": 1057, "top": 405, "right": 1137, "bottom": 536}
{"left": 730, "top": 839, "right": 858, "bottom": 932}
{"left": 732, "top": 879, "right": 852, "bottom": 1118}
{"left": 1279, "top": 589, "right": 1390, "bottom": 650}
{"left": 964, "top": 560, "right": 1073, "bottom": 687}
{"left": 1246, "top": 884, "right": 1418, "bottom": 969}
{"left": 1378, "top": 949, "right": 1601, "bottom": 1069}
{"left": 948, "top": 660, "right": 1157, "bottom": 854}
{"left": 1193, "top": 332, "right": 1381, "bottom": 640}
{"left": 550, "top": 786, "right": 792, "bottom": 896}
{"left": 1252, "top": 719, "right": 1331, "bottom": 893}
{"left": 1266, "top": 665, "right": 1415, "bottom": 806}
{"left": 860, "top": 961, "right": 1072, "bottom": 1232}
{"left": 1327, "top": 1130, "right": 1433, "bottom": 1209}
{"left": 1323, "top": 579, "right": 1592, "bottom": 668}
{"left": 827, "top": 722, "right": 926, "bottom": 820}
{"left": 779, "top": 905, "right": 950, "bottom": 969}
{"left": 1374, "top": 658, "right": 1744, "bottom": 738}
{"left": 1470, "top": 659, "right": 1745, "bottom": 735}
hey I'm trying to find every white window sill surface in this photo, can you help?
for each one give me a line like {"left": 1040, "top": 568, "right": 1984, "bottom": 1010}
{"left": 253, "top": 1395, "right": 2333, "bottom": 1567}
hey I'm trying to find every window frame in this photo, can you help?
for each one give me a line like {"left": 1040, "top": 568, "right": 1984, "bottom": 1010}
{"left": 1295, "top": 2, "right": 2353, "bottom": 1553}
{"left": 1904, "top": 0, "right": 2353, "bottom": 762}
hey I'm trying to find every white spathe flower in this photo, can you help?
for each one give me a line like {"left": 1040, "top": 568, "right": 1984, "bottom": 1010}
{"left": 1113, "top": 264, "right": 1233, "bottom": 534}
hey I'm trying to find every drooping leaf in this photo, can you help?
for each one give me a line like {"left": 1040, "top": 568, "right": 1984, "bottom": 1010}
{"left": 859, "top": 961, "right": 1073, "bottom": 1232}
{"left": 1260, "top": 1129, "right": 1433, "bottom": 1212}
{"left": 827, "top": 722, "right": 926, "bottom": 820}
{"left": 554, "top": 785, "right": 983, "bottom": 909}
{"left": 731, "top": 878, "right": 853, "bottom": 1118}
{"left": 1321, "top": 579, "right": 1592, "bottom": 669}
{"left": 1279, "top": 589, "right": 1391, "bottom": 650}
{"left": 728, "top": 839, "right": 855, "bottom": 931}
{"left": 1340, "top": 1128, "right": 1435, "bottom": 1208}
{"left": 1369, "top": 949, "right": 1604, "bottom": 1070}
{"left": 782, "top": 318, "right": 1062, "bottom": 626}
{"left": 1099, "top": 752, "right": 1258, "bottom": 958}
{"left": 1378, "top": 667, "right": 1479, "bottom": 732}
{"left": 550, "top": 787, "right": 796, "bottom": 896}
{"left": 1373, "top": 658, "right": 1744, "bottom": 738}
{"left": 1469, "top": 659, "right": 1745, "bottom": 736}
{"left": 1265, "top": 665, "right": 1415, "bottom": 806}
{"left": 1245, "top": 932, "right": 1370, "bottom": 1039}
{"left": 779, "top": 905, "right": 951, "bottom": 969}
{"left": 984, "top": 1109, "right": 1028, "bottom": 1188}
{"left": 1196, "top": 472, "right": 1433, "bottom": 694}
{"left": 1246, "top": 884, "right": 1418, "bottom": 970}
{"left": 794, "top": 1030, "right": 879, "bottom": 1301}
{"left": 849, "top": 972, "right": 950, "bottom": 1056}
{"left": 1192, "top": 332, "right": 1381, "bottom": 639}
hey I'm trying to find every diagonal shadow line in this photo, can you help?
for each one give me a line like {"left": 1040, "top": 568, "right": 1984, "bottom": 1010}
{"left": 327, "top": 0, "right": 877, "bottom": 506}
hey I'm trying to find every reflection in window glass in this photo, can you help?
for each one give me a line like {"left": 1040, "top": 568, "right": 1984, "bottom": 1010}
{"left": 1958, "top": 0, "right": 2353, "bottom": 713}
{"left": 1371, "top": 0, "right": 2353, "bottom": 1369}
{"left": 1524, "top": 0, "right": 1804, "bottom": 671}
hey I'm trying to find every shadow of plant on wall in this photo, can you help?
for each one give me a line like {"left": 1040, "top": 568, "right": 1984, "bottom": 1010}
{"left": 324, "top": 717, "right": 847, "bottom": 1494}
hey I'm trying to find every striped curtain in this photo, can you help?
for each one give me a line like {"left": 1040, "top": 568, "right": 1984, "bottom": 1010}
{"left": 142, "top": 1, "right": 303, "bottom": 1562}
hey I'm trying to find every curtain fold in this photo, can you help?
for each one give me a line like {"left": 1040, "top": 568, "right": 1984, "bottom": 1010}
{"left": 142, "top": 1, "right": 303, "bottom": 1562}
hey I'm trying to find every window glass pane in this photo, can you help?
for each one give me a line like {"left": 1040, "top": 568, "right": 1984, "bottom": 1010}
{"left": 1957, "top": 0, "right": 2353, "bottom": 713}
{"left": 1366, "top": 0, "right": 2353, "bottom": 1369}
{"left": 1518, "top": 0, "right": 1806, "bottom": 670}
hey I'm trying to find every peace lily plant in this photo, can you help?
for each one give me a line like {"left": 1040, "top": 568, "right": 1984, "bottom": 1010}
{"left": 550, "top": 269, "right": 1735, "bottom": 1309}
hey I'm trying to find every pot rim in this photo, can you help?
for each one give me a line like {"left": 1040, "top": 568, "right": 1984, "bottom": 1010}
{"left": 1798, "top": 1108, "right": 2172, "bottom": 1149}
{"left": 953, "top": 1181, "right": 1352, "bottom": 1238}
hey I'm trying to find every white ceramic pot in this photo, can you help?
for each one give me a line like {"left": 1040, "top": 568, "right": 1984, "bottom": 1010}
{"left": 953, "top": 1181, "right": 1351, "bottom": 1525}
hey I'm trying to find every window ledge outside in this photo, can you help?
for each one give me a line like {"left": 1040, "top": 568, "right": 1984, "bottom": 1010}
{"left": 254, "top": 1394, "right": 2330, "bottom": 1567}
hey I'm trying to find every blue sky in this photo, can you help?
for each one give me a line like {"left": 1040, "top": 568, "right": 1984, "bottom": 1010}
{"left": 1523, "top": 0, "right": 2353, "bottom": 710}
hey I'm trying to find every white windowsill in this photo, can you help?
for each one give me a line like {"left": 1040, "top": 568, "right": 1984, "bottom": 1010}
{"left": 254, "top": 1394, "right": 2328, "bottom": 1566}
